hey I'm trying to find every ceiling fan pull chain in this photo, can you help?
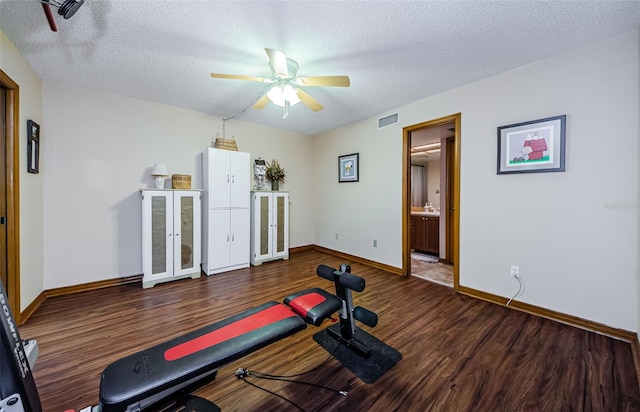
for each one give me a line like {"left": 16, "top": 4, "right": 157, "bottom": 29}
{"left": 283, "top": 100, "right": 290, "bottom": 119}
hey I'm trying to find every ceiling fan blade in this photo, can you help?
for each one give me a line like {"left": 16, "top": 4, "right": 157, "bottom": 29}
{"left": 265, "top": 48, "right": 288, "bottom": 78}
{"left": 210, "top": 73, "right": 271, "bottom": 83}
{"left": 41, "top": 3, "right": 58, "bottom": 32}
{"left": 297, "top": 76, "right": 350, "bottom": 87}
{"left": 296, "top": 89, "right": 324, "bottom": 112}
{"left": 253, "top": 94, "right": 269, "bottom": 109}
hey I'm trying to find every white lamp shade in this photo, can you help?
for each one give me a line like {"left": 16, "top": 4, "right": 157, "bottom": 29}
{"left": 151, "top": 163, "right": 169, "bottom": 176}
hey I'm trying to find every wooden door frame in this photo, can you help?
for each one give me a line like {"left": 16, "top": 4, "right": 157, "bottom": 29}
{"left": 402, "top": 113, "right": 460, "bottom": 290}
{"left": 0, "top": 70, "right": 21, "bottom": 322}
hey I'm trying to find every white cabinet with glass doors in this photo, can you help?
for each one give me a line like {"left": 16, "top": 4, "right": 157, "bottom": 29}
{"left": 141, "top": 190, "right": 201, "bottom": 288}
{"left": 250, "top": 191, "right": 289, "bottom": 265}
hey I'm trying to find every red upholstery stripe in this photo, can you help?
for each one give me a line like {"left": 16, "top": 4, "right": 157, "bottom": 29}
{"left": 288, "top": 293, "right": 326, "bottom": 318}
{"left": 164, "top": 304, "right": 298, "bottom": 361}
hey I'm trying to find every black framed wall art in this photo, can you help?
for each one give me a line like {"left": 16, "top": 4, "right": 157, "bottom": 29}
{"left": 27, "top": 119, "right": 40, "bottom": 174}
{"left": 338, "top": 153, "right": 359, "bottom": 182}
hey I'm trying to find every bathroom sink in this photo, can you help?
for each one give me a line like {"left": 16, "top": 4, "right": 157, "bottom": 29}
{"left": 411, "top": 211, "right": 440, "bottom": 217}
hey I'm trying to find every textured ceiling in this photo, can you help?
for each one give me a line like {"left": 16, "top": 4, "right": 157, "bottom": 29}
{"left": 1, "top": 1, "right": 639, "bottom": 135}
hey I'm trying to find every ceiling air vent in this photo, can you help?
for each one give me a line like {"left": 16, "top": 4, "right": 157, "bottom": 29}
{"left": 378, "top": 113, "right": 399, "bottom": 129}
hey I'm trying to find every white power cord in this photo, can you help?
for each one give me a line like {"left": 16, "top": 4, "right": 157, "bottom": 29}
{"left": 222, "top": 84, "right": 273, "bottom": 135}
{"left": 506, "top": 274, "right": 523, "bottom": 306}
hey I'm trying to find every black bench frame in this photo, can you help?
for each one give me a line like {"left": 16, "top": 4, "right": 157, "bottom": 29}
{"left": 98, "top": 264, "right": 377, "bottom": 412}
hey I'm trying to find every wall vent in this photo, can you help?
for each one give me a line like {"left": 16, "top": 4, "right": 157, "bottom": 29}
{"left": 378, "top": 113, "right": 399, "bottom": 129}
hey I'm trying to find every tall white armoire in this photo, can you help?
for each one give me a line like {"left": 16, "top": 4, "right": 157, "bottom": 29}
{"left": 202, "top": 148, "right": 250, "bottom": 275}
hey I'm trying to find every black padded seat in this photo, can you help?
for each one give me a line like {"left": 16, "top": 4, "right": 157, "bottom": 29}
{"left": 99, "top": 301, "right": 307, "bottom": 412}
{"left": 284, "top": 288, "right": 343, "bottom": 326}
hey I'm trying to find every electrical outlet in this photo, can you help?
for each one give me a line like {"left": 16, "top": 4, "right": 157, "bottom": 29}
{"left": 510, "top": 265, "right": 520, "bottom": 278}
{"left": 373, "top": 239, "right": 377, "bottom": 247}
{"left": 335, "top": 233, "right": 339, "bottom": 240}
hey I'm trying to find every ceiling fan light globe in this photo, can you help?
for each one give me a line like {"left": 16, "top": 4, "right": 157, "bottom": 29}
{"left": 267, "top": 85, "right": 301, "bottom": 107}
{"left": 267, "top": 86, "right": 285, "bottom": 106}
{"left": 283, "top": 85, "right": 301, "bottom": 105}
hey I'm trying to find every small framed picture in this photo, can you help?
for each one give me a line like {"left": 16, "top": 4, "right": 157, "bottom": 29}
{"left": 27, "top": 120, "right": 40, "bottom": 174}
{"left": 497, "top": 115, "right": 566, "bottom": 174}
{"left": 338, "top": 153, "right": 359, "bottom": 183}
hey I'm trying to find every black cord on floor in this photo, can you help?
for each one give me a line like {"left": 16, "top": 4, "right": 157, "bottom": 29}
{"left": 246, "top": 372, "right": 348, "bottom": 396}
{"left": 240, "top": 378, "right": 307, "bottom": 412}
{"left": 233, "top": 344, "right": 348, "bottom": 409}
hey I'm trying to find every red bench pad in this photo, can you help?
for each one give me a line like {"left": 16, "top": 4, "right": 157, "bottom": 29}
{"left": 99, "top": 301, "right": 306, "bottom": 412}
{"left": 284, "top": 288, "right": 343, "bottom": 326}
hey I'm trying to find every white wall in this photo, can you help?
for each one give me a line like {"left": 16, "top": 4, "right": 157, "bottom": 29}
{"left": 42, "top": 81, "right": 312, "bottom": 289}
{"left": 312, "top": 118, "right": 402, "bottom": 267}
{"left": 0, "top": 30, "right": 44, "bottom": 311}
{"left": 313, "top": 30, "right": 639, "bottom": 332}
{"left": 427, "top": 159, "right": 440, "bottom": 209}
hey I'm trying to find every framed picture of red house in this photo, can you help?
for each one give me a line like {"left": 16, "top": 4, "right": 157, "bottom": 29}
{"left": 497, "top": 115, "right": 566, "bottom": 174}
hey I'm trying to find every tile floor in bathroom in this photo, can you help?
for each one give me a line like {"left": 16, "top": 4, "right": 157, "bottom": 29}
{"left": 411, "top": 256, "right": 454, "bottom": 287}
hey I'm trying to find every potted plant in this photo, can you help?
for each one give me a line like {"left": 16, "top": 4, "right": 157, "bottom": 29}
{"left": 265, "top": 159, "right": 285, "bottom": 190}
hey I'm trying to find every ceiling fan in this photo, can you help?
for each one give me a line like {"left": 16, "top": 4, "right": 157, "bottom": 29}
{"left": 38, "top": 0, "right": 84, "bottom": 32}
{"left": 211, "top": 48, "right": 350, "bottom": 118}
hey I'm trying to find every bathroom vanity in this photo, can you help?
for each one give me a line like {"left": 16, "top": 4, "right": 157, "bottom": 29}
{"left": 410, "top": 211, "right": 439, "bottom": 255}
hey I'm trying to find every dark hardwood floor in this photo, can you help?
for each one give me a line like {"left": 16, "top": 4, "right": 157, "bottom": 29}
{"left": 19, "top": 249, "right": 640, "bottom": 411}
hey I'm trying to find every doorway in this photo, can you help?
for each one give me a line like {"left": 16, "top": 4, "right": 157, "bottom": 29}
{"left": 403, "top": 113, "right": 460, "bottom": 290}
{"left": 0, "top": 70, "right": 21, "bottom": 323}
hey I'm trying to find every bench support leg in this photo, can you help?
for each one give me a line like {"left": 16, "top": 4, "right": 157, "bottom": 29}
{"left": 326, "top": 325, "right": 371, "bottom": 358}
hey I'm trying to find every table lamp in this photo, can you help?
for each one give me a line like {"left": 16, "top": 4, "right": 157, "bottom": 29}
{"left": 151, "top": 163, "right": 169, "bottom": 189}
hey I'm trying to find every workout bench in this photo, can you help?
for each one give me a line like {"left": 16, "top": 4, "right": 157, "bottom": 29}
{"left": 98, "top": 264, "right": 378, "bottom": 412}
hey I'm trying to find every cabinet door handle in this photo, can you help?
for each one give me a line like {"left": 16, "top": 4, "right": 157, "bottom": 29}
{"left": 227, "top": 174, "right": 230, "bottom": 183}
{"left": 226, "top": 234, "right": 229, "bottom": 242}
{"left": 231, "top": 234, "right": 235, "bottom": 241}
{"left": 231, "top": 175, "right": 235, "bottom": 183}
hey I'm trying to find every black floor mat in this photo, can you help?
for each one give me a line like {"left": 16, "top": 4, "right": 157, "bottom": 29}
{"left": 313, "top": 324, "right": 402, "bottom": 384}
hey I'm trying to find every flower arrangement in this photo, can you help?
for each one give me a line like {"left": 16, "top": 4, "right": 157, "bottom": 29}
{"left": 265, "top": 159, "right": 286, "bottom": 183}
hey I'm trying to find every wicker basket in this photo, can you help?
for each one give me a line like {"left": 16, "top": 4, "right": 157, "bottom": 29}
{"left": 171, "top": 174, "right": 192, "bottom": 189}
{"left": 213, "top": 137, "right": 238, "bottom": 151}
